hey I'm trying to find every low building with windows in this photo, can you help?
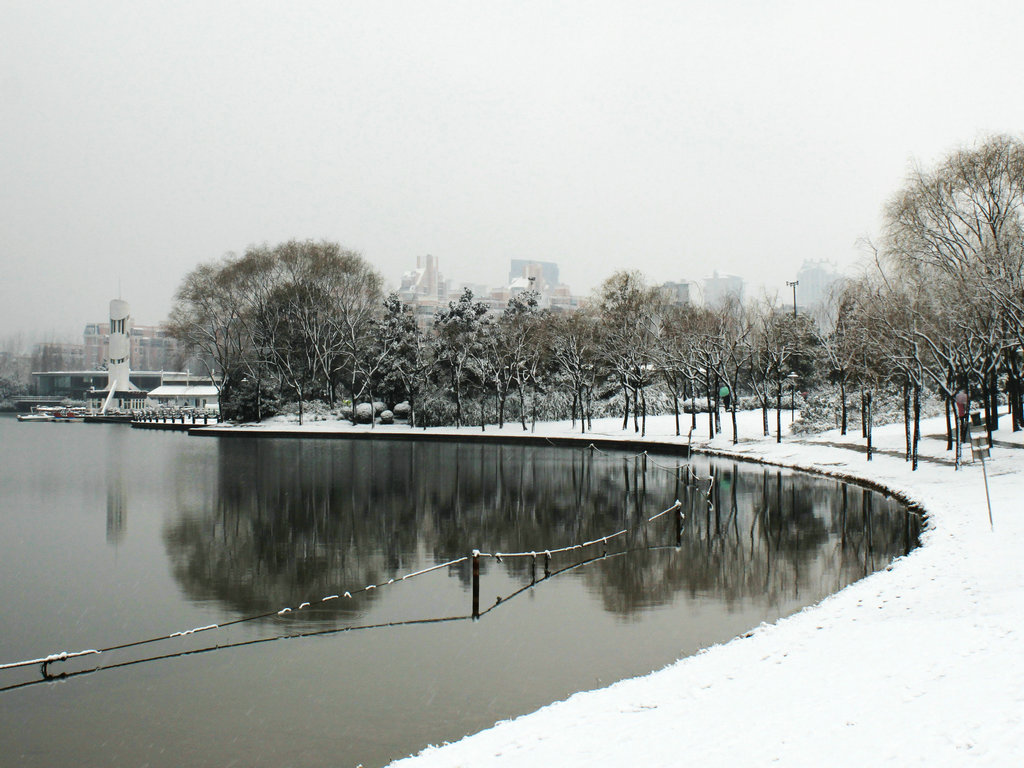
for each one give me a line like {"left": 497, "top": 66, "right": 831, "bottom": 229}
{"left": 145, "top": 380, "right": 219, "bottom": 411}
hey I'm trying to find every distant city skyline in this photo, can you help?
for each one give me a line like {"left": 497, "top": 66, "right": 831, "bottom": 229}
{"left": 4, "top": 2, "right": 1023, "bottom": 340}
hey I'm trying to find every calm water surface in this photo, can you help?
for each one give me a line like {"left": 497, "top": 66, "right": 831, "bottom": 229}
{"left": 0, "top": 415, "right": 918, "bottom": 767}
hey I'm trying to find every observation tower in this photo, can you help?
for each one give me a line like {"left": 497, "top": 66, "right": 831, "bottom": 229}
{"left": 94, "top": 299, "right": 144, "bottom": 413}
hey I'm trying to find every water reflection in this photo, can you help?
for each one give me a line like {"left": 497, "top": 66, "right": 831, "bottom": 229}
{"left": 163, "top": 439, "right": 919, "bottom": 624}
{"left": 105, "top": 425, "right": 127, "bottom": 544}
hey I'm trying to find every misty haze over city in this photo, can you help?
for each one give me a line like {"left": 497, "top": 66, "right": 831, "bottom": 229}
{"left": 3, "top": 0, "right": 1024, "bottom": 341}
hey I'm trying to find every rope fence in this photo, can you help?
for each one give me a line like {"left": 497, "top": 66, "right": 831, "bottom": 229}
{"left": 1, "top": 451, "right": 715, "bottom": 687}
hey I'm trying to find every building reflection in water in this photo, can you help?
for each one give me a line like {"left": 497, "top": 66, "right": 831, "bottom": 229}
{"left": 105, "top": 425, "right": 127, "bottom": 544}
{"left": 163, "top": 438, "right": 920, "bottom": 623}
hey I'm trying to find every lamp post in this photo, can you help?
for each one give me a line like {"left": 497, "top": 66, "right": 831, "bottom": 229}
{"left": 786, "top": 280, "right": 799, "bottom": 318}
{"left": 787, "top": 371, "right": 798, "bottom": 422}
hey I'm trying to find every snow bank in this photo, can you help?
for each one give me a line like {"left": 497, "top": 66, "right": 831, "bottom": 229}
{"left": 199, "top": 411, "right": 1024, "bottom": 766}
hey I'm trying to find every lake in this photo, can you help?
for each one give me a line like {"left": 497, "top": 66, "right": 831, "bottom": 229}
{"left": 0, "top": 415, "right": 918, "bottom": 767}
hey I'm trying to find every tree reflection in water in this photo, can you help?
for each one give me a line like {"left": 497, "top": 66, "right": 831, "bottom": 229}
{"left": 163, "top": 439, "right": 920, "bottom": 625}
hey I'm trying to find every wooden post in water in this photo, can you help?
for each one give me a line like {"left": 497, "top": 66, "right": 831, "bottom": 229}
{"left": 471, "top": 550, "right": 480, "bottom": 619}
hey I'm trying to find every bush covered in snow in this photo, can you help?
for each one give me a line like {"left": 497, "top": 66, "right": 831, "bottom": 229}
{"left": 379, "top": 409, "right": 394, "bottom": 424}
{"left": 353, "top": 402, "right": 374, "bottom": 423}
{"left": 393, "top": 401, "right": 411, "bottom": 419}
{"left": 792, "top": 385, "right": 947, "bottom": 435}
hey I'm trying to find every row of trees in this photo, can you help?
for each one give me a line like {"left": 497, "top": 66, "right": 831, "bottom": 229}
{"left": 840, "top": 134, "right": 1024, "bottom": 468}
{"left": 169, "top": 135, "right": 1024, "bottom": 471}
{"left": 169, "top": 240, "right": 824, "bottom": 439}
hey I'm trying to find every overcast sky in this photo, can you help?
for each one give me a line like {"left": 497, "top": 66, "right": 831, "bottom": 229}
{"left": 3, "top": 0, "right": 1024, "bottom": 340}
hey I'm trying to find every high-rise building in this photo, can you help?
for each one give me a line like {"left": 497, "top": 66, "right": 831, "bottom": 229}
{"left": 659, "top": 280, "right": 696, "bottom": 306}
{"left": 795, "top": 260, "right": 844, "bottom": 310}
{"left": 84, "top": 320, "right": 181, "bottom": 371}
{"left": 399, "top": 254, "right": 449, "bottom": 328}
{"left": 703, "top": 271, "right": 744, "bottom": 306}
{"left": 509, "top": 259, "right": 559, "bottom": 289}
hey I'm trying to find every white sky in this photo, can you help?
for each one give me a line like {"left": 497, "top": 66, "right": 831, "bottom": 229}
{"left": 3, "top": 0, "right": 1024, "bottom": 340}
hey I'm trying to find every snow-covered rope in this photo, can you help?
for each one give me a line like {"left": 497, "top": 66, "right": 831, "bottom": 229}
{"left": 0, "top": 555, "right": 470, "bottom": 673}
{"left": 2, "top": 536, "right": 694, "bottom": 695}
{"left": 0, "top": 649, "right": 100, "bottom": 672}
{"left": 2, "top": 448, "right": 704, "bottom": 677}
{"left": 474, "top": 501, "right": 683, "bottom": 561}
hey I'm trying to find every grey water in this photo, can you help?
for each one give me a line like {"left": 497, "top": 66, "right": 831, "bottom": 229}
{"left": 0, "top": 415, "right": 918, "bottom": 768}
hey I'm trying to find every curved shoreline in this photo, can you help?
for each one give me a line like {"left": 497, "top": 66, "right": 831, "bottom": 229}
{"left": 187, "top": 417, "right": 926, "bottom": 518}
{"left": 182, "top": 412, "right": 1024, "bottom": 765}
{"left": 354, "top": 412, "right": 1018, "bottom": 767}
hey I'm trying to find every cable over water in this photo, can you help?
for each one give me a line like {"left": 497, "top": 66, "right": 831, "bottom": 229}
{"left": 1, "top": 449, "right": 711, "bottom": 683}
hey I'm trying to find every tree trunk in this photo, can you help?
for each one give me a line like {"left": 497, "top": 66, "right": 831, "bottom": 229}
{"left": 954, "top": 393, "right": 962, "bottom": 469}
{"left": 912, "top": 381, "right": 921, "bottom": 471}
{"left": 632, "top": 378, "right": 640, "bottom": 434}
{"left": 580, "top": 386, "right": 586, "bottom": 434}
{"left": 453, "top": 370, "right": 462, "bottom": 428}
{"left": 839, "top": 378, "right": 847, "bottom": 435}
{"left": 621, "top": 376, "right": 629, "bottom": 430}
{"left": 944, "top": 391, "right": 952, "bottom": 451}
{"left": 775, "top": 380, "right": 782, "bottom": 443}
{"left": 519, "top": 382, "right": 527, "bottom": 431}
{"left": 713, "top": 375, "right": 721, "bottom": 434}
{"left": 903, "top": 381, "right": 911, "bottom": 461}
{"left": 586, "top": 385, "right": 593, "bottom": 431}
{"left": 1006, "top": 354, "right": 1022, "bottom": 431}
{"left": 688, "top": 377, "right": 697, "bottom": 432}
{"left": 672, "top": 375, "right": 680, "bottom": 437}
{"left": 865, "top": 391, "right": 873, "bottom": 461}
{"left": 707, "top": 379, "right": 715, "bottom": 438}
{"left": 989, "top": 367, "right": 1000, "bottom": 436}
{"left": 984, "top": 368, "right": 994, "bottom": 445}
{"left": 640, "top": 383, "right": 647, "bottom": 437}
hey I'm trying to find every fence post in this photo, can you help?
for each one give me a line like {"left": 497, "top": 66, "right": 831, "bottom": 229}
{"left": 471, "top": 550, "right": 480, "bottom": 619}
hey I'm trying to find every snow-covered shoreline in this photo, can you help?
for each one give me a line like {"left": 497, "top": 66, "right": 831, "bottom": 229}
{"left": 200, "top": 411, "right": 1024, "bottom": 766}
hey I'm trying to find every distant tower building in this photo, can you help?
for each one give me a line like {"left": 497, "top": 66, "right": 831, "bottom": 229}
{"left": 704, "top": 271, "right": 744, "bottom": 306}
{"left": 509, "top": 259, "right": 560, "bottom": 289}
{"left": 91, "top": 299, "right": 145, "bottom": 413}
{"left": 659, "top": 280, "right": 695, "bottom": 306}
{"left": 795, "top": 260, "right": 843, "bottom": 310}
{"left": 106, "top": 300, "right": 131, "bottom": 394}
{"left": 399, "top": 254, "right": 448, "bottom": 329}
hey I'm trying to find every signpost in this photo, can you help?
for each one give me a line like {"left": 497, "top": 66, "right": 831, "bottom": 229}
{"left": 970, "top": 434, "right": 995, "bottom": 530}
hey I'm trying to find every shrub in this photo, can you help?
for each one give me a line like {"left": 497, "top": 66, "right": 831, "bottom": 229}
{"left": 353, "top": 402, "right": 374, "bottom": 423}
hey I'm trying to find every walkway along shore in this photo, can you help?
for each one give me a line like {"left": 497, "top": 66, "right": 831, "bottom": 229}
{"left": 186, "top": 411, "right": 1024, "bottom": 766}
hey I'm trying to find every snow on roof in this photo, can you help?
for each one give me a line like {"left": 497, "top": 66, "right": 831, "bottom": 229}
{"left": 147, "top": 385, "right": 219, "bottom": 397}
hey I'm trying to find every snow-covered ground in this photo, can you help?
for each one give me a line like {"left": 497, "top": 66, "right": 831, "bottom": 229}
{"left": 200, "top": 410, "right": 1024, "bottom": 766}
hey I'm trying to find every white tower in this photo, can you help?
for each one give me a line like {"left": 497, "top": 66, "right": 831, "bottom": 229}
{"left": 101, "top": 299, "right": 132, "bottom": 413}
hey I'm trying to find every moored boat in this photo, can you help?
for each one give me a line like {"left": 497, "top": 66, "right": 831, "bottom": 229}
{"left": 16, "top": 412, "right": 54, "bottom": 422}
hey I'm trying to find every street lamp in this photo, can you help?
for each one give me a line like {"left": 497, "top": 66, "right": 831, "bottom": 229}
{"left": 786, "top": 280, "right": 799, "bottom": 318}
{"left": 787, "top": 371, "right": 798, "bottom": 422}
